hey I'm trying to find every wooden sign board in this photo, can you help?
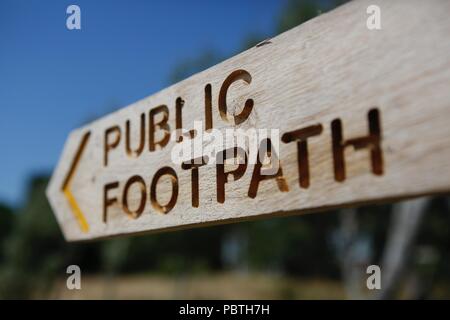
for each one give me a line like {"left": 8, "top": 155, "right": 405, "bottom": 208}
{"left": 47, "top": 0, "right": 450, "bottom": 241}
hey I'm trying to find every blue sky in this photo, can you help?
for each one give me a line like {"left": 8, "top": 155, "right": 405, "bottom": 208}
{"left": 0, "top": 0, "right": 285, "bottom": 206}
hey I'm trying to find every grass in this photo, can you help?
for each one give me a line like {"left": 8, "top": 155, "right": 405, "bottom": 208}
{"left": 49, "top": 272, "right": 347, "bottom": 299}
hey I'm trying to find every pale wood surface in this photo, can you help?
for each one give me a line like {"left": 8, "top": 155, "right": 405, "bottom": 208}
{"left": 47, "top": 0, "right": 450, "bottom": 241}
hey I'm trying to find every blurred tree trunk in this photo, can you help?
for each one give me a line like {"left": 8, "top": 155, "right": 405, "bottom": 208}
{"left": 338, "top": 208, "right": 372, "bottom": 299}
{"left": 338, "top": 197, "right": 430, "bottom": 299}
{"left": 339, "top": 207, "right": 363, "bottom": 299}
{"left": 376, "top": 198, "right": 429, "bottom": 299}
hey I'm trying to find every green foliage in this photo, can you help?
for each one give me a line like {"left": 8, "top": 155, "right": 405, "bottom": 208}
{"left": 121, "top": 226, "right": 226, "bottom": 275}
{"left": 243, "top": 214, "right": 341, "bottom": 277}
{"left": 0, "top": 176, "right": 62, "bottom": 298}
{"left": 277, "top": 0, "right": 349, "bottom": 34}
{"left": 169, "top": 49, "right": 221, "bottom": 84}
{"left": 0, "top": 203, "right": 15, "bottom": 263}
{"left": 416, "top": 198, "right": 450, "bottom": 281}
{"left": 0, "top": 175, "right": 103, "bottom": 298}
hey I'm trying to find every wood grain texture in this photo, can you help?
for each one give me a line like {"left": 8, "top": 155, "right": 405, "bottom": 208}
{"left": 47, "top": 0, "right": 450, "bottom": 241}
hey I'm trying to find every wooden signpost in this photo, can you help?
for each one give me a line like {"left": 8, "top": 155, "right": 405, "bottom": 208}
{"left": 47, "top": 0, "right": 450, "bottom": 241}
